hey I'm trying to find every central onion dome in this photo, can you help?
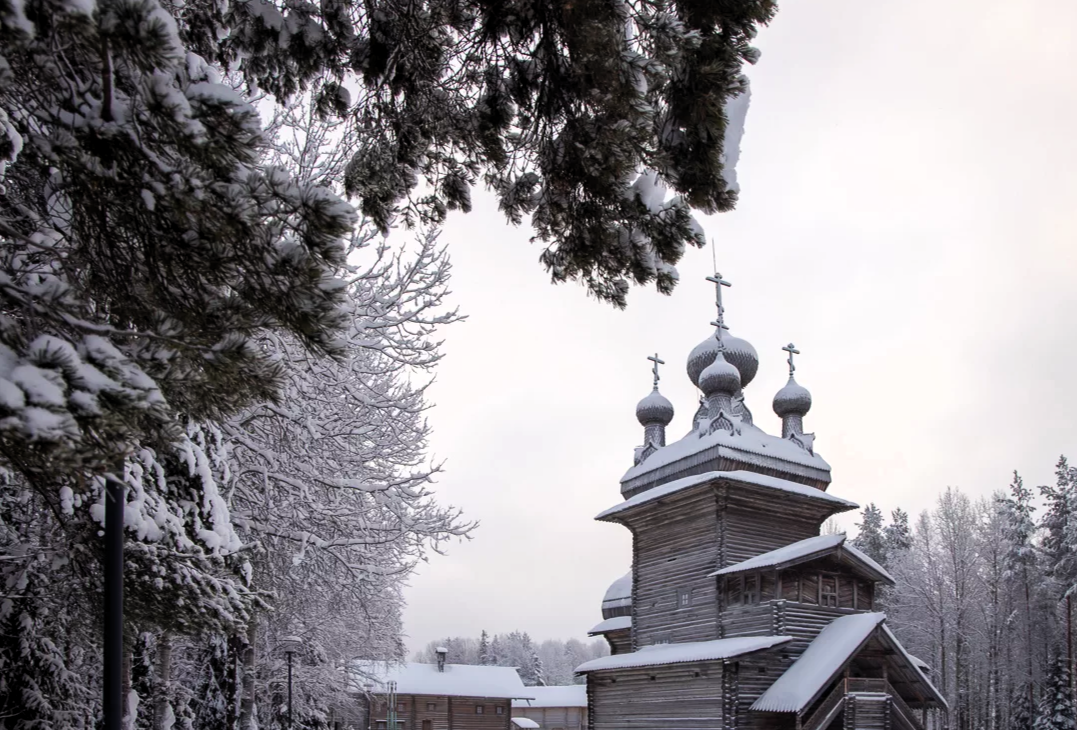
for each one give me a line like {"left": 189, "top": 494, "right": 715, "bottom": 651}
{"left": 698, "top": 348, "right": 741, "bottom": 396}
{"left": 636, "top": 388, "right": 674, "bottom": 426}
{"left": 773, "top": 376, "right": 812, "bottom": 418}
{"left": 687, "top": 332, "right": 758, "bottom": 389}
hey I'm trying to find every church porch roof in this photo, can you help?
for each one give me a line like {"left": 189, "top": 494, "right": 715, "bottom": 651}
{"left": 588, "top": 616, "right": 632, "bottom": 635}
{"left": 710, "top": 533, "right": 895, "bottom": 585}
{"left": 574, "top": 635, "right": 792, "bottom": 674}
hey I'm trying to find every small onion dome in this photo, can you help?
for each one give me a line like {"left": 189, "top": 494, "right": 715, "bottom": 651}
{"left": 602, "top": 571, "right": 632, "bottom": 617}
{"left": 687, "top": 333, "right": 759, "bottom": 389}
{"left": 636, "top": 388, "right": 674, "bottom": 426}
{"left": 698, "top": 350, "right": 741, "bottom": 397}
{"left": 773, "top": 376, "right": 813, "bottom": 418}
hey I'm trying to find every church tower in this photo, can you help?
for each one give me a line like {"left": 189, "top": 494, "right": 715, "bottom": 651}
{"left": 578, "top": 274, "right": 946, "bottom": 730}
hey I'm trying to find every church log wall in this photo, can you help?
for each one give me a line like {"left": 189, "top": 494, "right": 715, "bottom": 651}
{"left": 628, "top": 489, "right": 721, "bottom": 648}
{"left": 719, "top": 506, "right": 818, "bottom": 567}
{"left": 589, "top": 662, "right": 724, "bottom": 730}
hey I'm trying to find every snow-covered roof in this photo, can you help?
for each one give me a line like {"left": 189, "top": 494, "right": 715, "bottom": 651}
{"left": 621, "top": 420, "right": 831, "bottom": 484}
{"left": 588, "top": 616, "right": 632, "bottom": 635}
{"left": 512, "top": 685, "right": 587, "bottom": 708}
{"left": 879, "top": 624, "right": 947, "bottom": 708}
{"left": 709, "top": 533, "right": 895, "bottom": 584}
{"left": 575, "top": 636, "right": 792, "bottom": 673}
{"left": 751, "top": 613, "right": 885, "bottom": 713}
{"left": 908, "top": 654, "right": 930, "bottom": 672}
{"left": 601, "top": 571, "right": 632, "bottom": 610}
{"left": 512, "top": 719, "right": 540, "bottom": 729}
{"left": 597, "top": 470, "right": 856, "bottom": 521}
{"left": 350, "top": 661, "right": 535, "bottom": 700}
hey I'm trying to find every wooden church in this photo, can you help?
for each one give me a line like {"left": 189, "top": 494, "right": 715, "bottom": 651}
{"left": 577, "top": 274, "right": 947, "bottom": 730}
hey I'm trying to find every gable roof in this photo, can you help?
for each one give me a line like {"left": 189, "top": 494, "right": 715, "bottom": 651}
{"left": 350, "top": 661, "right": 534, "bottom": 700}
{"left": 751, "top": 613, "right": 886, "bottom": 713}
{"left": 511, "top": 685, "right": 587, "bottom": 708}
{"left": 588, "top": 616, "right": 632, "bottom": 635}
{"left": 709, "top": 533, "right": 895, "bottom": 585}
{"left": 575, "top": 635, "right": 792, "bottom": 674}
{"left": 596, "top": 470, "right": 857, "bottom": 522}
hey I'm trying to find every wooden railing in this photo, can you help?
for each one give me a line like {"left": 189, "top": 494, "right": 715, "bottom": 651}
{"left": 846, "top": 678, "right": 888, "bottom": 694}
{"left": 801, "top": 683, "right": 846, "bottom": 730}
{"left": 885, "top": 681, "right": 924, "bottom": 730}
{"left": 799, "top": 679, "right": 924, "bottom": 730}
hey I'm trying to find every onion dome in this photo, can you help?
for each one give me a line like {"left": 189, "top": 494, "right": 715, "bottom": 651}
{"left": 773, "top": 376, "right": 812, "bottom": 418}
{"left": 698, "top": 349, "right": 741, "bottom": 397}
{"left": 601, "top": 571, "right": 632, "bottom": 619}
{"left": 636, "top": 388, "right": 674, "bottom": 427}
{"left": 687, "top": 332, "right": 759, "bottom": 389}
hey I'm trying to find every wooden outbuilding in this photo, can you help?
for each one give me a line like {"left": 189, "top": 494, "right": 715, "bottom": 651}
{"left": 511, "top": 685, "right": 588, "bottom": 730}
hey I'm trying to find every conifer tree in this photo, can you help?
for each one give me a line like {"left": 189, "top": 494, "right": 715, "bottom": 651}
{"left": 1033, "top": 656, "right": 1076, "bottom": 730}
{"left": 855, "top": 503, "right": 889, "bottom": 566}
{"left": 1013, "top": 686, "right": 1036, "bottom": 730}
{"left": 479, "top": 631, "right": 491, "bottom": 667}
{"left": 885, "top": 508, "right": 913, "bottom": 556}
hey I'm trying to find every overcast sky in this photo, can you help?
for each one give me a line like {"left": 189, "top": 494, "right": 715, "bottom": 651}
{"left": 400, "top": 0, "right": 1077, "bottom": 656}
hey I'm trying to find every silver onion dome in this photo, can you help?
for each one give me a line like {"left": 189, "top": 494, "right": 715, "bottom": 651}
{"left": 687, "top": 332, "right": 759, "bottom": 389}
{"left": 698, "top": 350, "right": 741, "bottom": 396}
{"left": 773, "top": 376, "right": 812, "bottom": 418}
{"left": 636, "top": 388, "right": 675, "bottom": 427}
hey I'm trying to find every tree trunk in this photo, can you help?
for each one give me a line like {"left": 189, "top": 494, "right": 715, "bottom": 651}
{"left": 239, "top": 616, "right": 258, "bottom": 730}
{"left": 122, "top": 646, "right": 136, "bottom": 730}
{"left": 154, "top": 632, "right": 173, "bottom": 730}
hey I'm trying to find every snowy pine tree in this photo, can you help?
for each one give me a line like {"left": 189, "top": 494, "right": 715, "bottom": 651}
{"left": 1013, "top": 686, "right": 1036, "bottom": 730}
{"left": 479, "top": 631, "right": 491, "bottom": 666}
{"left": 885, "top": 508, "right": 912, "bottom": 556}
{"left": 1034, "top": 657, "right": 1076, "bottom": 730}
{"left": 854, "top": 503, "right": 889, "bottom": 565}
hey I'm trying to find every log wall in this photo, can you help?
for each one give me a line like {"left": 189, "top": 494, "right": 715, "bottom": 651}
{"left": 369, "top": 695, "right": 511, "bottom": 730}
{"left": 589, "top": 662, "right": 724, "bottom": 730}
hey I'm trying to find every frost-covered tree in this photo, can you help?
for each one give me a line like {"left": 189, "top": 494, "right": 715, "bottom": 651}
{"left": 854, "top": 503, "right": 888, "bottom": 565}
{"left": 885, "top": 508, "right": 912, "bottom": 556}
{"left": 1014, "top": 686, "right": 1037, "bottom": 730}
{"left": 176, "top": 0, "right": 778, "bottom": 306}
{"left": 1003, "top": 472, "right": 1040, "bottom": 690}
{"left": 1034, "top": 656, "right": 1076, "bottom": 730}
{"left": 479, "top": 631, "right": 491, "bottom": 666}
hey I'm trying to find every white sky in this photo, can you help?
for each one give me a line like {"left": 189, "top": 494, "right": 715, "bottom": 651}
{"left": 401, "top": 0, "right": 1077, "bottom": 655}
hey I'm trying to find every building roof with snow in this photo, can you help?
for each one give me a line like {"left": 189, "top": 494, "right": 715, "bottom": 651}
{"left": 575, "top": 636, "right": 792, "bottom": 674}
{"left": 511, "top": 685, "right": 587, "bottom": 708}
{"left": 588, "top": 616, "right": 632, "bottom": 636}
{"left": 709, "top": 533, "right": 895, "bottom": 585}
{"left": 511, "top": 718, "right": 540, "bottom": 729}
{"left": 350, "top": 661, "right": 535, "bottom": 700}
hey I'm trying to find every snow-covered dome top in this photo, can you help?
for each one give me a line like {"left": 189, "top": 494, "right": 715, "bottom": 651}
{"left": 601, "top": 571, "right": 632, "bottom": 618}
{"left": 773, "top": 376, "right": 812, "bottom": 418}
{"left": 636, "top": 388, "right": 674, "bottom": 427}
{"left": 698, "top": 349, "right": 741, "bottom": 397}
{"left": 687, "top": 331, "right": 758, "bottom": 389}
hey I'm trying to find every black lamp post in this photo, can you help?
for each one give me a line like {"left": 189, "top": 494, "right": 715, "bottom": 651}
{"left": 281, "top": 636, "right": 303, "bottom": 729}
{"left": 103, "top": 475, "right": 125, "bottom": 730}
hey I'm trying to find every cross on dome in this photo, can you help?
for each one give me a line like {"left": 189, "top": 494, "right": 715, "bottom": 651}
{"left": 782, "top": 343, "right": 800, "bottom": 377}
{"left": 705, "top": 273, "right": 732, "bottom": 330}
{"left": 647, "top": 353, "right": 665, "bottom": 389}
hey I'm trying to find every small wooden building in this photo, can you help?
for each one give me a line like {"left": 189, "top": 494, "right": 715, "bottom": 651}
{"left": 353, "top": 651, "right": 535, "bottom": 730}
{"left": 511, "top": 685, "right": 588, "bottom": 730}
{"left": 576, "top": 281, "right": 949, "bottom": 730}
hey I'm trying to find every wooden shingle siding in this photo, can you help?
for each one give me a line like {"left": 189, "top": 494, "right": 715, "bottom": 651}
{"left": 590, "top": 662, "right": 724, "bottom": 730}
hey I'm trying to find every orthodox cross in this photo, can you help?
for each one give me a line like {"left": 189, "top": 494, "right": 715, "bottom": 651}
{"left": 783, "top": 343, "right": 800, "bottom": 376}
{"left": 647, "top": 353, "right": 665, "bottom": 389}
{"left": 705, "top": 273, "right": 732, "bottom": 330}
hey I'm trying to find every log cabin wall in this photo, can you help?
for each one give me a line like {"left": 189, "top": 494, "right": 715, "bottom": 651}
{"left": 627, "top": 488, "right": 721, "bottom": 648}
{"left": 513, "top": 705, "right": 587, "bottom": 730}
{"left": 719, "top": 506, "right": 818, "bottom": 566}
{"left": 732, "top": 656, "right": 799, "bottom": 730}
{"left": 589, "top": 661, "right": 724, "bottom": 730}
{"left": 603, "top": 628, "right": 632, "bottom": 655}
{"left": 368, "top": 695, "right": 511, "bottom": 730}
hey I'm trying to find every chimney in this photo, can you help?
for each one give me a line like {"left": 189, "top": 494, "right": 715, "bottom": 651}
{"left": 435, "top": 647, "right": 448, "bottom": 672}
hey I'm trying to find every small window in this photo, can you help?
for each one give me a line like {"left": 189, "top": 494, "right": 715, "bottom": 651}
{"left": 745, "top": 574, "right": 759, "bottom": 605}
{"left": 821, "top": 576, "right": 838, "bottom": 608}
{"left": 475, "top": 706, "right": 485, "bottom": 715}
{"left": 653, "top": 633, "right": 672, "bottom": 645}
{"left": 376, "top": 723, "right": 387, "bottom": 730}
{"left": 496, "top": 706, "right": 505, "bottom": 715}
{"left": 397, "top": 703, "right": 407, "bottom": 713}
{"left": 677, "top": 587, "right": 692, "bottom": 608}
{"left": 426, "top": 703, "right": 436, "bottom": 711}
{"left": 422, "top": 722, "right": 432, "bottom": 730}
